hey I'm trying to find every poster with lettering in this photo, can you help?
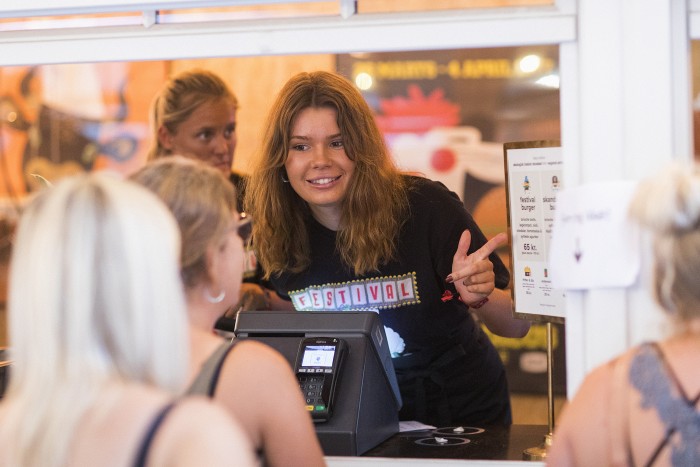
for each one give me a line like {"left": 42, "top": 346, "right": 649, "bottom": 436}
{"left": 504, "top": 141, "right": 565, "bottom": 322}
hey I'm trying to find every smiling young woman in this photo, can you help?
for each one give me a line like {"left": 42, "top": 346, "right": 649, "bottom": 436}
{"left": 246, "top": 70, "right": 530, "bottom": 428}
{"left": 284, "top": 106, "right": 355, "bottom": 230}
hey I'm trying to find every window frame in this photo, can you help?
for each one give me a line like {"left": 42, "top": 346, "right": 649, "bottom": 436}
{"left": 0, "top": 1, "right": 575, "bottom": 66}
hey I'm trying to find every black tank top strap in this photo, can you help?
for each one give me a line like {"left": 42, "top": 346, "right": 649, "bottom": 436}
{"left": 650, "top": 341, "right": 700, "bottom": 406}
{"left": 186, "top": 339, "right": 241, "bottom": 397}
{"left": 647, "top": 341, "right": 696, "bottom": 403}
{"left": 133, "top": 401, "right": 177, "bottom": 467}
{"left": 205, "top": 339, "right": 240, "bottom": 396}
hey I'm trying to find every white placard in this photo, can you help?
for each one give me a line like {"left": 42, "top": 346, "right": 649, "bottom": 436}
{"left": 504, "top": 141, "right": 565, "bottom": 321}
{"left": 549, "top": 181, "right": 640, "bottom": 290}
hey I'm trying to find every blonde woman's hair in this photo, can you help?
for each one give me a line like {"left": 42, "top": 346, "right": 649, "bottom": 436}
{"left": 0, "top": 173, "right": 188, "bottom": 467}
{"left": 149, "top": 69, "right": 238, "bottom": 160}
{"left": 628, "top": 162, "right": 700, "bottom": 323}
{"left": 130, "top": 156, "right": 237, "bottom": 289}
{"left": 246, "top": 71, "right": 409, "bottom": 277}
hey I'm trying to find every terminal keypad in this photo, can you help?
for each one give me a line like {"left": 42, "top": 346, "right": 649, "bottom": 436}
{"left": 297, "top": 371, "right": 329, "bottom": 413}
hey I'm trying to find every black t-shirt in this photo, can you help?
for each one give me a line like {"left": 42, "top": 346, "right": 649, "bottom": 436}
{"left": 269, "top": 176, "right": 513, "bottom": 426}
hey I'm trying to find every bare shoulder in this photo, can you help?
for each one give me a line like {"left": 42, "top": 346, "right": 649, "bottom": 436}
{"left": 548, "top": 350, "right": 638, "bottom": 466}
{"left": 216, "top": 339, "right": 300, "bottom": 412}
{"left": 217, "top": 338, "right": 306, "bottom": 423}
{"left": 172, "top": 395, "right": 241, "bottom": 422}
{"left": 562, "top": 354, "right": 628, "bottom": 424}
{"left": 215, "top": 340, "right": 327, "bottom": 467}
{"left": 555, "top": 362, "right": 612, "bottom": 439}
{"left": 153, "top": 396, "right": 256, "bottom": 467}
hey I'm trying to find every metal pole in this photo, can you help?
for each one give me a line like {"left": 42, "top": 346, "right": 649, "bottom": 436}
{"left": 546, "top": 321, "right": 554, "bottom": 434}
{"left": 523, "top": 320, "right": 555, "bottom": 460}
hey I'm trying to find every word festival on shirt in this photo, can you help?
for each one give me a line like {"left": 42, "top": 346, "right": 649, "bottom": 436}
{"left": 290, "top": 272, "right": 419, "bottom": 311}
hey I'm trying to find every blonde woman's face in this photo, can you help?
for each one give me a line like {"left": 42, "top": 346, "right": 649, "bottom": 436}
{"left": 284, "top": 106, "right": 355, "bottom": 228}
{"left": 162, "top": 98, "right": 237, "bottom": 174}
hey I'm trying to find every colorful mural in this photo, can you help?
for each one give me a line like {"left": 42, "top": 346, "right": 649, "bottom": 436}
{"left": 0, "top": 61, "right": 167, "bottom": 198}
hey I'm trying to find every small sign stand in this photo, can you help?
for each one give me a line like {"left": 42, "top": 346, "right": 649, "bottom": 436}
{"left": 503, "top": 140, "right": 565, "bottom": 461}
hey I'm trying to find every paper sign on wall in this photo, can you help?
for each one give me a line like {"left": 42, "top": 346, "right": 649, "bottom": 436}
{"left": 549, "top": 181, "right": 640, "bottom": 290}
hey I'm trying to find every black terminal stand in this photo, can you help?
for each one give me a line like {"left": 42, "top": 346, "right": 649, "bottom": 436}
{"left": 234, "top": 311, "right": 402, "bottom": 456}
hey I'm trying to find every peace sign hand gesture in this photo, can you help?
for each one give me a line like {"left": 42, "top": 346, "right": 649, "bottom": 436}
{"left": 447, "top": 230, "right": 508, "bottom": 307}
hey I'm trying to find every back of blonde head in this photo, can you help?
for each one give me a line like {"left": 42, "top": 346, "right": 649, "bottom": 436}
{"left": 629, "top": 162, "right": 700, "bottom": 323}
{"left": 130, "top": 156, "right": 237, "bottom": 290}
{"left": 0, "top": 173, "right": 188, "bottom": 467}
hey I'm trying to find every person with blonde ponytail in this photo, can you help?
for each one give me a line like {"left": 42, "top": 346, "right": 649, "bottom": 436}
{"left": 0, "top": 173, "right": 254, "bottom": 467}
{"left": 149, "top": 68, "right": 272, "bottom": 313}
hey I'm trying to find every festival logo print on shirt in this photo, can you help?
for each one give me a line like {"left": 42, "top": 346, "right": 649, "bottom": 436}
{"left": 289, "top": 272, "right": 419, "bottom": 311}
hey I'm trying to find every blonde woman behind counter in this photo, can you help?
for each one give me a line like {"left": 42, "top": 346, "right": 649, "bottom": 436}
{"left": 148, "top": 68, "right": 278, "bottom": 313}
{"left": 0, "top": 173, "right": 254, "bottom": 467}
{"left": 547, "top": 163, "right": 700, "bottom": 466}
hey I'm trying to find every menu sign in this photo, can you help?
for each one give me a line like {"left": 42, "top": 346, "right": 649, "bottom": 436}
{"left": 503, "top": 141, "right": 565, "bottom": 322}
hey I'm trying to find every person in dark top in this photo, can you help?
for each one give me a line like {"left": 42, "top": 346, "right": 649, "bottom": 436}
{"left": 0, "top": 173, "right": 254, "bottom": 467}
{"left": 246, "top": 70, "right": 530, "bottom": 427}
{"left": 547, "top": 163, "right": 700, "bottom": 467}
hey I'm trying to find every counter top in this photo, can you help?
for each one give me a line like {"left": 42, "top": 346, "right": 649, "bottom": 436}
{"left": 327, "top": 424, "right": 549, "bottom": 467}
